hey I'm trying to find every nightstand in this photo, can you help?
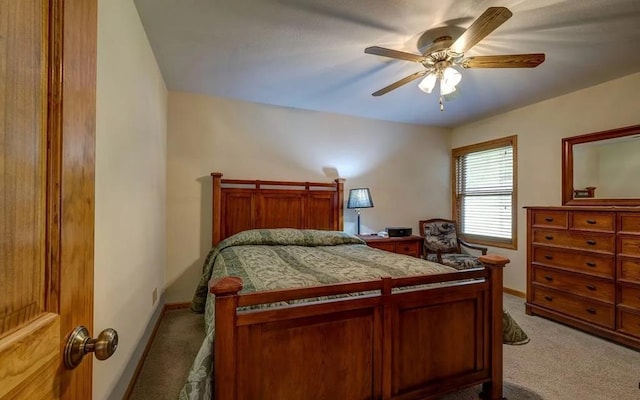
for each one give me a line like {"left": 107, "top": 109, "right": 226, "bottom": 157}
{"left": 357, "top": 234, "right": 423, "bottom": 258}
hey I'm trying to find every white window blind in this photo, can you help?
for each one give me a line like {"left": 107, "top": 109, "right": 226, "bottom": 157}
{"left": 455, "top": 145, "right": 513, "bottom": 242}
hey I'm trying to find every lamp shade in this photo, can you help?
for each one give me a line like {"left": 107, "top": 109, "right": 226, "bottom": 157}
{"left": 418, "top": 72, "right": 437, "bottom": 94}
{"left": 440, "top": 80, "right": 457, "bottom": 96}
{"left": 440, "top": 66, "right": 461, "bottom": 96}
{"left": 442, "top": 66, "right": 462, "bottom": 87}
{"left": 347, "top": 188, "right": 374, "bottom": 209}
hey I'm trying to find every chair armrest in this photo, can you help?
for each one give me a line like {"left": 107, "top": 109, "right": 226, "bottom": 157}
{"left": 459, "top": 239, "right": 488, "bottom": 255}
{"left": 435, "top": 250, "right": 445, "bottom": 264}
{"left": 422, "top": 240, "right": 446, "bottom": 263}
{"left": 421, "top": 240, "right": 429, "bottom": 260}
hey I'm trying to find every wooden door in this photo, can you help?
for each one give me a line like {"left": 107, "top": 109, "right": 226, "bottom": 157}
{"left": 0, "top": 0, "right": 97, "bottom": 399}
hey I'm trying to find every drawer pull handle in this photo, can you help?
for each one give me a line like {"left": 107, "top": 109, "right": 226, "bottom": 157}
{"left": 586, "top": 240, "right": 597, "bottom": 246}
{"left": 544, "top": 275, "right": 553, "bottom": 281}
{"left": 586, "top": 262, "right": 596, "bottom": 267}
{"left": 586, "top": 308, "right": 597, "bottom": 315}
{"left": 544, "top": 296, "right": 553, "bottom": 302}
{"left": 586, "top": 285, "right": 596, "bottom": 291}
{"left": 586, "top": 219, "right": 597, "bottom": 224}
{"left": 544, "top": 217, "right": 554, "bottom": 222}
{"left": 544, "top": 255, "right": 553, "bottom": 260}
{"left": 545, "top": 235, "right": 554, "bottom": 240}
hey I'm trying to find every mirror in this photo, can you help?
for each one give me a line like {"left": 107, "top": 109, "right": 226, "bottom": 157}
{"left": 562, "top": 124, "right": 640, "bottom": 206}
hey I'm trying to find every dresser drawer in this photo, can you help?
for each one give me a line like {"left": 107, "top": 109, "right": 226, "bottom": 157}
{"left": 362, "top": 236, "right": 422, "bottom": 258}
{"left": 618, "top": 310, "right": 640, "bottom": 338}
{"left": 367, "top": 241, "right": 395, "bottom": 252}
{"left": 531, "top": 209, "right": 567, "bottom": 229}
{"left": 619, "top": 213, "right": 640, "bottom": 234}
{"left": 533, "top": 267, "right": 613, "bottom": 303}
{"left": 619, "top": 236, "right": 640, "bottom": 257}
{"left": 533, "top": 229, "right": 615, "bottom": 253}
{"left": 619, "top": 285, "right": 640, "bottom": 309}
{"left": 570, "top": 212, "right": 615, "bottom": 233}
{"left": 532, "top": 246, "right": 614, "bottom": 278}
{"left": 619, "top": 258, "right": 640, "bottom": 283}
{"left": 532, "top": 286, "right": 614, "bottom": 328}
{"left": 394, "top": 241, "right": 420, "bottom": 257}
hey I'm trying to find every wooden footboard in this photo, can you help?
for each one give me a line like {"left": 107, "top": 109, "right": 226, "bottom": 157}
{"left": 210, "top": 255, "right": 508, "bottom": 400}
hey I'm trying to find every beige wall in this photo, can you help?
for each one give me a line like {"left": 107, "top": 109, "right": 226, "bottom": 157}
{"left": 451, "top": 72, "right": 640, "bottom": 293}
{"left": 95, "top": 0, "right": 167, "bottom": 398}
{"left": 166, "top": 92, "right": 451, "bottom": 303}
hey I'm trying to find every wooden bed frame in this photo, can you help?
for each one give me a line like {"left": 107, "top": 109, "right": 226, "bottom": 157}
{"left": 208, "top": 172, "right": 509, "bottom": 400}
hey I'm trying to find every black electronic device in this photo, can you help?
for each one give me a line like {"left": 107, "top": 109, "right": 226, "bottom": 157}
{"left": 385, "top": 227, "right": 412, "bottom": 237}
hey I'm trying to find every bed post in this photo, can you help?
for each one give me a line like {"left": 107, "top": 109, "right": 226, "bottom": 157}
{"left": 380, "top": 276, "right": 392, "bottom": 399}
{"left": 478, "top": 254, "right": 509, "bottom": 400}
{"left": 210, "top": 276, "right": 243, "bottom": 400}
{"left": 335, "top": 178, "right": 345, "bottom": 230}
{"left": 212, "top": 172, "right": 223, "bottom": 246}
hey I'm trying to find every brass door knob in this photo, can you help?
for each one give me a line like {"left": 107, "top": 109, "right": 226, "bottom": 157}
{"left": 64, "top": 326, "right": 118, "bottom": 369}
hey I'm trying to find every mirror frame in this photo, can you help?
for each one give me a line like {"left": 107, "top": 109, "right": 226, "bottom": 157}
{"left": 562, "top": 124, "right": 640, "bottom": 206}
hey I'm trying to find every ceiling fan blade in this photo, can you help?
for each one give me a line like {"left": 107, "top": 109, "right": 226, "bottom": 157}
{"left": 365, "top": 46, "right": 426, "bottom": 63}
{"left": 450, "top": 7, "right": 513, "bottom": 54}
{"left": 372, "top": 70, "right": 427, "bottom": 96}
{"left": 461, "top": 54, "right": 545, "bottom": 68}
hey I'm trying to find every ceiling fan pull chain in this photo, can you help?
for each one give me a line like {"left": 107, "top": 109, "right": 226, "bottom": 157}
{"left": 439, "top": 96, "right": 444, "bottom": 111}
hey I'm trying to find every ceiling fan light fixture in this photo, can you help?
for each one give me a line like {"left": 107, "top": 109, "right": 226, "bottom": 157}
{"left": 418, "top": 72, "right": 437, "bottom": 94}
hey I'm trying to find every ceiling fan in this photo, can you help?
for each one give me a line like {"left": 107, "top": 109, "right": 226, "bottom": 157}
{"left": 364, "top": 7, "right": 545, "bottom": 111}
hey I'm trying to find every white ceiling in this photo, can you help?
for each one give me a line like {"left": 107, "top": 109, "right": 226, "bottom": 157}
{"left": 134, "top": 0, "right": 640, "bottom": 128}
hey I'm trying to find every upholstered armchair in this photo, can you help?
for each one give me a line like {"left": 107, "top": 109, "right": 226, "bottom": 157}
{"left": 419, "top": 218, "right": 488, "bottom": 270}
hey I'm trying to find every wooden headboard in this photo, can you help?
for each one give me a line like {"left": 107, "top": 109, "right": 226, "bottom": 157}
{"left": 211, "top": 172, "right": 345, "bottom": 246}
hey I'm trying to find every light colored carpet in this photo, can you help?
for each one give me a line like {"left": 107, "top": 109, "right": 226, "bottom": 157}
{"left": 130, "top": 295, "right": 640, "bottom": 399}
{"left": 441, "top": 295, "right": 640, "bottom": 400}
{"left": 128, "top": 308, "right": 205, "bottom": 400}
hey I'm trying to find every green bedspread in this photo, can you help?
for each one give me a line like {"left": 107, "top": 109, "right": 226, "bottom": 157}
{"left": 179, "top": 229, "right": 528, "bottom": 400}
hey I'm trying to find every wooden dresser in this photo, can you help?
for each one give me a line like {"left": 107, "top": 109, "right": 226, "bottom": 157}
{"left": 526, "top": 206, "right": 640, "bottom": 348}
{"left": 357, "top": 235, "right": 423, "bottom": 258}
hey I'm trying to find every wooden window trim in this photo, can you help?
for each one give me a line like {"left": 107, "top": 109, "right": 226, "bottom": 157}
{"left": 451, "top": 135, "right": 518, "bottom": 250}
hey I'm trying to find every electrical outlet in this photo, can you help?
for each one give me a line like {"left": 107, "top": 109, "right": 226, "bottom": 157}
{"left": 152, "top": 287, "right": 158, "bottom": 306}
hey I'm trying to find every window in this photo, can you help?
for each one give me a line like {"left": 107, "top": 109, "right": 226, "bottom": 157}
{"left": 452, "top": 135, "right": 517, "bottom": 249}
